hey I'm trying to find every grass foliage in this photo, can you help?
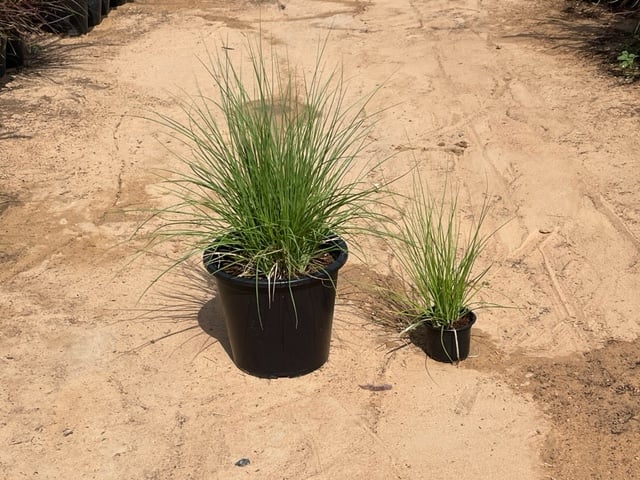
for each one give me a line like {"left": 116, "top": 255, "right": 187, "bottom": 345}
{"left": 596, "top": 0, "right": 640, "bottom": 11}
{"left": 146, "top": 38, "right": 383, "bottom": 282}
{"left": 0, "top": 0, "right": 78, "bottom": 37}
{"left": 389, "top": 176, "right": 495, "bottom": 331}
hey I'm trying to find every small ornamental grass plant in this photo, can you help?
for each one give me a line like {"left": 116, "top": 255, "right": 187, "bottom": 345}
{"left": 144, "top": 38, "right": 384, "bottom": 286}
{"left": 388, "top": 175, "right": 496, "bottom": 335}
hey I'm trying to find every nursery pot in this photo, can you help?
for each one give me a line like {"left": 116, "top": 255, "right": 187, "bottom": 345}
{"left": 203, "top": 237, "right": 348, "bottom": 378}
{"left": 67, "top": 0, "right": 89, "bottom": 35}
{"left": 43, "top": 0, "right": 89, "bottom": 35}
{"left": 423, "top": 311, "right": 477, "bottom": 363}
{"left": 0, "top": 36, "right": 6, "bottom": 79}
{"left": 6, "top": 37, "right": 27, "bottom": 69}
{"left": 88, "top": 0, "right": 103, "bottom": 26}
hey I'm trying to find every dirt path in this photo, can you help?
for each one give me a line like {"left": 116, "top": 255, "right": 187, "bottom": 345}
{"left": 1, "top": 0, "right": 639, "bottom": 478}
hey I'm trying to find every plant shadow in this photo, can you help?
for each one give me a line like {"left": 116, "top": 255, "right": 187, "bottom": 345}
{"left": 197, "top": 295, "right": 232, "bottom": 359}
{"left": 406, "top": 325, "right": 430, "bottom": 355}
{"left": 502, "top": 4, "right": 640, "bottom": 81}
{"left": 127, "top": 259, "right": 232, "bottom": 361}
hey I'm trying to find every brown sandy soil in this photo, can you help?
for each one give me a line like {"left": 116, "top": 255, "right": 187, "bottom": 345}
{"left": 1, "top": 0, "right": 639, "bottom": 478}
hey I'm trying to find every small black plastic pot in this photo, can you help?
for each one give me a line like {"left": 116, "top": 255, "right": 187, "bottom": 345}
{"left": 204, "top": 237, "right": 348, "bottom": 378}
{"left": 421, "top": 311, "right": 477, "bottom": 363}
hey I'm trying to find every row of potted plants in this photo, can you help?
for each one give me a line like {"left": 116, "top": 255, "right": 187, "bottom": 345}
{"left": 57, "top": 0, "right": 132, "bottom": 36}
{"left": 0, "top": 0, "right": 131, "bottom": 79}
{"left": 0, "top": 0, "right": 44, "bottom": 77}
{"left": 142, "top": 38, "right": 501, "bottom": 378}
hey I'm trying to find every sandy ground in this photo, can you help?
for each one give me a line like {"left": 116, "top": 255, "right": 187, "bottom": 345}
{"left": 1, "top": 0, "right": 639, "bottom": 478}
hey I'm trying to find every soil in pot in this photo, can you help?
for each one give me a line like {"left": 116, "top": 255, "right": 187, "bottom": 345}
{"left": 203, "top": 237, "right": 348, "bottom": 378}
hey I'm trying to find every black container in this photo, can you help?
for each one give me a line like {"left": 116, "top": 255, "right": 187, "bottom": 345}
{"left": 0, "top": 37, "right": 6, "bottom": 79}
{"left": 67, "top": 0, "right": 89, "bottom": 35}
{"left": 423, "top": 311, "right": 476, "bottom": 363}
{"left": 110, "top": 0, "right": 127, "bottom": 6}
{"left": 44, "top": 0, "right": 89, "bottom": 36}
{"left": 204, "top": 237, "right": 348, "bottom": 378}
{"left": 88, "top": 0, "right": 102, "bottom": 26}
{"left": 101, "top": 0, "right": 110, "bottom": 15}
{"left": 6, "top": 38, "right": 27, "bottom": 69}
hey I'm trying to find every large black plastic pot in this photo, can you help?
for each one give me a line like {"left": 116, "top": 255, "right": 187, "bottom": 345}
{"left": 67, "top": 0, "right": 89, "bottom": 35}
{"left": 422, "top": 311, "right": 477, "bottom": 363}
{"left": 6, "top": 38, "right": 27, "bottom": 69}
{"left": 101, "top": 0, "right": 110, "bottom": 15}
{"left": 88, "top": 0, "right": 103, "bottom": 26}
{"left": 204, "top": 237, "right": 348, "bottom": 378}
{"left": 0, "top": 37, "right": 6, "bottom": 79}
{"left": 44, "top": 0, "right": 89, "bottom": 36}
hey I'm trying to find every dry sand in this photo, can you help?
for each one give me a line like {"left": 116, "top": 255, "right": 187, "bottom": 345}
{"left": 1, "top": 0, "right": 639, "bottom": 478}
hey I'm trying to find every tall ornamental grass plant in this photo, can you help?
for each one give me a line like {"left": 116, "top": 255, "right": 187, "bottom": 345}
{"left": 146, "top": 39, "right": 383, "bottom": 283}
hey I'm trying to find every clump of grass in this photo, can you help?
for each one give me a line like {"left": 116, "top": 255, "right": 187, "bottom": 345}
{"left": 596, "top": 0, "right": 640, "bottom": 12}
{"left": 0, "top": 0, "right": 79, "bottom": 37}
{"left": 387, "top": 175, "right": 497, "bottom": 332}
{"left": 144, "top": 38, "right": 384, "bottom": 282}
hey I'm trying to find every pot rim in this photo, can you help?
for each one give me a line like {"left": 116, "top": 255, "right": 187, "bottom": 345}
{"left": 203, "top": 235, "right": 348, "bottom": 288}
{"left": 422, "top": 310, "right": 477, "bottom": 332}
